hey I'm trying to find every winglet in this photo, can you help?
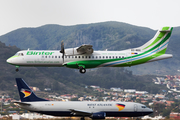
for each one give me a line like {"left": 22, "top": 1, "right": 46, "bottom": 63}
{"left": 16, "top": 78, "right": 48, "bottom": 102}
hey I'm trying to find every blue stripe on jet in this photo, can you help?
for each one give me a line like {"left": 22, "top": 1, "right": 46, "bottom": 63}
{"left": 31, "top": 111, "right": 153, "bottom": 117}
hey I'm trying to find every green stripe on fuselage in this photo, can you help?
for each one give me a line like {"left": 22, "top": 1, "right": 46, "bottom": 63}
{"left": 114, "top": 48, "right": 167, "bottom": 67}
{"left": 65, "top": 30, "right": 171, "bottom": 69}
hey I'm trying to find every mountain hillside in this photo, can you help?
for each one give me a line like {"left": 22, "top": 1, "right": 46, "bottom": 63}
{"left": 0, "top": 21, "right": 179, "bottom": 74}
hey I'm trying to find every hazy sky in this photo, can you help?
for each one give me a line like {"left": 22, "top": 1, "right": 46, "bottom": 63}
{"left": 0, "top": 0, "right": 180, "bottom": 35}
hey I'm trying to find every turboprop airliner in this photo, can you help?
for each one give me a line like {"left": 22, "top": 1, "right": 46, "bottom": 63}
{"left": 14, "top": 78, "right": 153, "bottom": 120}
{"left": 7, "top": 27, "right": 173, "bottom": 73}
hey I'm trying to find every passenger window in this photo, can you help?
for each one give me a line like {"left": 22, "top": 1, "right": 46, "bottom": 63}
{"left": 52, "top": 56, "right": 54, "bottom": 58}
{"left": 59, "top": 56, "right": 60, "bottom": 58}
{"left": 82, "top": 56, "right": 84, "bottom": 58}
{"left": 122, "top": 56, "right": 124, "bottom": 58}
{"left": 103, "top": 56, "right": 104, "bottom": 59}
{"left": 79, "top": 56, "right": 81, "bottom": 58}
{"left": 89, "top": 56, "right": 91, "bottom": 58}
{"left": 106, "top": 56, "right": 108, "bottom": 59}
{"left": 112, "top": 56, "right": 114, "bottom": 59}
{"left": 69, "top": 56, "right": 70, "bottom": 58}
{"left": 49, "top": 56, "right": 51, "bottom": 58}
{"left": 116, "top": 56, "right": 118, "bottom": 58}
{"left": 86, "top": 56, "right": 88, "bottom": 58}
{"left": 109, "top": 56, "right": 111, "bottom": 59}
{"left": 96, "top": 56, "right": 98, "bottom": 58}
{"left": 119, "top": 56, "right": 121, "bottom": 58}
{"left": 42, "top": 56, "right": 44, "bottom": 58}
{"left": 99, "top": 56, "right": 101, "bottom": 59}
{"left": 55, "top": 56, "right": 57, "bottom": 58}
{"left": 65, "top": 56, "right": 67, "bottom": 58}
{"left": 75, "top": 56, "right": 77, "bottom": 58}
{"left": 72, "top": 56, "right": 74, "bottom": 58}
{"left": 92, "top": 56, "right": 94, "bottom": 58}
{"left": 45, "top": 56, "right": 47, "bottom": 58}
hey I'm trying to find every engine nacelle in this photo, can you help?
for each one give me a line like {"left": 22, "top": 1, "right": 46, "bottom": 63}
{"left": 90, "top": 112, "right": 106, "bottom": 119}
{"left": 65, "top": 48, "right": 79, "bottom": 56}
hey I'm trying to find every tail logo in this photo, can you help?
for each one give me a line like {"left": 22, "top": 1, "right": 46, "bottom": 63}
{"left": 21, "top": 89, "right": 32, "bottom": 98}
{"left": 116, "top": 103, "right": 125, "bottom": 111}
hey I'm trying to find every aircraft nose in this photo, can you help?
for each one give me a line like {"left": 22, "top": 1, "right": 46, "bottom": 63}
{"left": 149, "top": 108, "right": 153, "bottom": 114}
{"left": 6, "top": 58, "right": 11, "bottom": 64}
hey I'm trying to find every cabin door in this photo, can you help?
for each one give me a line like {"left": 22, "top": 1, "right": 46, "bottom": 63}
{"left": 126, "top": 51, "right": 132, "bottom": 65}
{"left": 134, "top": 104, "right": 138, "bottom": 112}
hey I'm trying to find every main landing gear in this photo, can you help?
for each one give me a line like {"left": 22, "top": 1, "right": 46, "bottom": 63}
{"left": 79, "top": 66, "right": 86, "bottom": 74}
{"left": 80, "top": 117, "right": 85, "bottom": 120}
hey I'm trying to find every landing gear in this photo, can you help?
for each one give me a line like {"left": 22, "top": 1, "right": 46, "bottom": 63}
{"left": 15, "top": 66, "right": 19, "bottom": 72}
{"left": 80, "top": 117, "right": 85, "bottom": 120}
{"left": 79, "top": 67, "right": 86, "bottom": 74}
{"left": 16, "top": 68, "right": 19, "bottom": 72}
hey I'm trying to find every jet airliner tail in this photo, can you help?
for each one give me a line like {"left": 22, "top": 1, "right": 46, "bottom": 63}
{"left": 139, "top": 27, "right": 173, "bottom": 54}
{"left": 16, "top": 78, "right": 48, "bottom": 102}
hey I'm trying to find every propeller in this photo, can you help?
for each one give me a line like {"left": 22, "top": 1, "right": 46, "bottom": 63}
{"left": 60, "top": 40, "right": 65, "bottom": 63}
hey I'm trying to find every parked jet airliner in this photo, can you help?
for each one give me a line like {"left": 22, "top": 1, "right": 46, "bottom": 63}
{"left": 7, "top": 27, "right": 173, "bottom": 73}
{"left": 14, "top": 78, "right": 153, "bottom": 120}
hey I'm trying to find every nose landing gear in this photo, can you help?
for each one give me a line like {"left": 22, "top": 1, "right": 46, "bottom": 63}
{"left": 15, "top": 66, "right": 19, "bottom": 72}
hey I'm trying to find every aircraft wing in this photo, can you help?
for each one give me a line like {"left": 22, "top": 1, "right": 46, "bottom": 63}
{"left": 76, "top": 44, "right": 93, "bottom": 54}
{"left": 69, "top": 109, "right": 92, "bottom": 116}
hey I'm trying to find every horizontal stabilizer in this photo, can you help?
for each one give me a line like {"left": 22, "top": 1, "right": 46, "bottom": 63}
{"left": 13, "top": 101, "right": 31, "bottom": 106}
{"left": 159, "top": 30, "right": 171, "bottom": 32}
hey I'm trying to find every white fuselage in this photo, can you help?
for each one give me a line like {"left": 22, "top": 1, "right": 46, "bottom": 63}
{"left": 19, "top": 101, "right": 153, "bottom": 117}
{"left": 7, "top": 50, "right": 129, "bottom": 67}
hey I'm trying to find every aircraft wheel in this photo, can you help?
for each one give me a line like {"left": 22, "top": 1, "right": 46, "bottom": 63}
{"left": 80, "top": 117, "right": 85, "bottom": 120}
{"left": 16, "top": 68, "right": 19, "bottom": 72}
{"left": 79, "top": 68, "right": 86, "bottom": 74}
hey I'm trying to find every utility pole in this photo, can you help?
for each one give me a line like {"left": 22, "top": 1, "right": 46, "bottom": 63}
{"left": 1, "top": 96, "right": 3, "bottom": 112}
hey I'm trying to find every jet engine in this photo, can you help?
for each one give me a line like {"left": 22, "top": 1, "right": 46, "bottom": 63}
{"left": 90, "top": 112, "right": 106, "bottom": 119}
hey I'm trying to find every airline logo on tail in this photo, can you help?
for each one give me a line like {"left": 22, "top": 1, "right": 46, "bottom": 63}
{"left": 116, "top": 103, "right": 125, "bottom": 111}
{"left": 21, "top": 89, "right": 32, "bottom": 98}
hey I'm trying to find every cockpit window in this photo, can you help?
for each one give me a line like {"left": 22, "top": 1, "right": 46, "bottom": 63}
{"left": 14, "top": 53, "right": 18, "bottom": 56}
{"left": 141, "top": 106, "right": 147, "bottom": 108}
{"left": 15, "top": 53, "right": 24, "bottom": 56}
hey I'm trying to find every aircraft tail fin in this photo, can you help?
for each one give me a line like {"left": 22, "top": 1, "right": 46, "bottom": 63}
{"left": 16, "top": 78, "right": 48, "bottom": 102}
{"left": 140, "top": 27, "right": 173, "bottom": 54}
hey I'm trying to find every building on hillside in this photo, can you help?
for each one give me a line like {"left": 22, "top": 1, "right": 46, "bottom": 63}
{"left": 110, "top": 87, "right": 123, "bottom": 92}
{"left": 124, "top": 89, "right": 136, "bottom": 93}
{"left": 165, "top": 101, "right": 174, "bottom": 106}
{"left": 90, "top": 85, "right": 100, "bottom": 89}
{"left": 135, "top": 91, "right": 148, "bottom": 94}
{"left": 155, "top": 94, "right": 165, "bottom": 99}
{"left": 170, "top": 112, "right": 180, "bottom": 119}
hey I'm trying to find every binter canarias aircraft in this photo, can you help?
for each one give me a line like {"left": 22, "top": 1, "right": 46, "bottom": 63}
{"left": 7, "top": 27, "right": 173, "bottom": 73}
{"left": 14, "top": 78, "right": 153, "bottom": 120}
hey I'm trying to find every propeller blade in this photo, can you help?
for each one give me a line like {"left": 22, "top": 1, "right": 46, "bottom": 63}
{"left": 60, "top": 40, "right": 65, "bottom": 63}
{"left": 60, "top": 40, "right": 64, "bottom": 53}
